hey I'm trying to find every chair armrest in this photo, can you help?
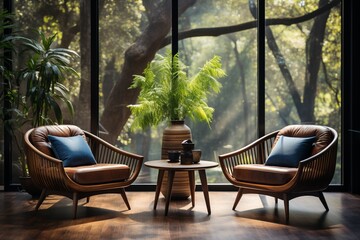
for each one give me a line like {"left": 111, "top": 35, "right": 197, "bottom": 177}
{"left": 84, "top": 131, "right": 144, "bottom": 184}
{"left": 24, "top": 131, "right": 72, "bottom": 192}
{"left": 218, "top": 131, "right": 278, "bottom": 185}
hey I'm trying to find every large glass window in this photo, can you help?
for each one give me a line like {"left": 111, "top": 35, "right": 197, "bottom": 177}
{"left": 264, "top": 0, "right": 342, "bottom": 183}
{"left": 1, "top": 0, "right": 342, "bottom": 187}
{"left": 178, "top": 1, "right": 258, "bottom": 183}
{"left": 98, "top": 0, "right": 258, "bottom": 184}
{"left": 100, "top": 0, "right": 341, "bottom": 183}
{"left": 98, "top": 1, "right": 155, "bottom": 182}
{"left": 98, "top": 0, "right": 342, "bottom": 185}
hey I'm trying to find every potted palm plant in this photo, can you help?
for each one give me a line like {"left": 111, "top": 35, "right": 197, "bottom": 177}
{"left": 2, "top": 30, "right": 79, "bottom": 196}
{"left": 128, "top": 50, "right": 226, "bottom": 198}
{"left": 18, "top": 31, "right": 78, "bottom": 127}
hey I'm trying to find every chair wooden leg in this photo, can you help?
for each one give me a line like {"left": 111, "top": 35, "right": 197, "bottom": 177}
{"left": 120, "top": 188, "right": 131, "bottom": 210}
{"left": 318, "top": 192, "right": 329, "bottom": 211}
{"left": 283, "top": 194, "right": 289, "bottom": 224}
{"left": 275, "top": 197, "right": 278, "bottom": 205}
{"left": 35, "top": 189, "right": 47, "bottom": 211}
{"left": 86, "top": 197, "right": 90, "bottom": 204}
{"left": 73, "top": 192, "right": 79, "bottom": 219}
{"left": 233, "top": 188, "right": 243, "bottom": 210}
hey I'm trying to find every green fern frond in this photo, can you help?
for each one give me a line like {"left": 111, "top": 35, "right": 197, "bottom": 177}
{"left": 128, "top": 50, "right": 226, "bottom": 130}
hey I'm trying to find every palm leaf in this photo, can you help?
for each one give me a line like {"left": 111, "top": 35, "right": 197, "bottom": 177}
{"left": 49, "top": 97, "right": 63, "bottom": 123}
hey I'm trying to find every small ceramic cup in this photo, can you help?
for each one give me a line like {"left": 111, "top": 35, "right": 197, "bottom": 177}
{"left": 168, "top": 150, "right": 181, "bottom": 162}
{"left": 192, "top": 149, "right": 202, "bottom": 163}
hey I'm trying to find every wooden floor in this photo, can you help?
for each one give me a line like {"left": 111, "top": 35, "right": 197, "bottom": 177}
{"left": 0, "top": 190, "right": 359, "bottom": 240}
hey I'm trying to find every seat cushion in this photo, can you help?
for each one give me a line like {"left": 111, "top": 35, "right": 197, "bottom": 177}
{"left": 64, "top": 164, "right": 131, "bottom": 185}
{"left": 232, "top": 164, "right": 297, "bottom": 186}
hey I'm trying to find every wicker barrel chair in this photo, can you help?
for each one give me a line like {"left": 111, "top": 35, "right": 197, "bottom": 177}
{"left": 24, "top": 125, "right": 144, "bottom": 218}
{"left": 218, "top": 125, "right": 338, "bottom": 224}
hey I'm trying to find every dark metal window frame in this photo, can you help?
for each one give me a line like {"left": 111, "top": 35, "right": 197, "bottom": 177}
{"left": 3, "top": 0, "right": 13, "bottom": 191}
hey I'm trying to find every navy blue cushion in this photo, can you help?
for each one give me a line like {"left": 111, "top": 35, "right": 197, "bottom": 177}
{"left": 265, "top": 135, "right": 316, "bottom": 168}
{"left": 48, "top": 135, "right": 97, "bottom": 167}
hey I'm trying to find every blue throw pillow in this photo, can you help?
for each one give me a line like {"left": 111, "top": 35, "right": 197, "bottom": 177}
{"left": 48, "top": 135, "right": 97, "bottom": 167}
{"left": 265, "top": 135, "right": 316, "bottom": 168}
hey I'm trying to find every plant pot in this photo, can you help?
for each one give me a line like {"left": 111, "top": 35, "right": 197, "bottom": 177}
{"left": 19, "top": 176, "right": 42, "bottom": 198}
{"left": 161, "top": 120, "right": 193, "bottom": 199}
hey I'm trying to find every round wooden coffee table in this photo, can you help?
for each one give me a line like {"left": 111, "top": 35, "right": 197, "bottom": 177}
{"left": 144, "top": 160, "right": 218, "bottom": 215}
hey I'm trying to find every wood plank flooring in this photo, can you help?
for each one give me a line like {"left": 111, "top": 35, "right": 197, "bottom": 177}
{"left": 0, "top": 191, "right": 359, "bottom": 240}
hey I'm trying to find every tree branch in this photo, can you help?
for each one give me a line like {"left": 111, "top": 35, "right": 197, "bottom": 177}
{"left": 160, "top": 0, "right": 340, "bottom": 48}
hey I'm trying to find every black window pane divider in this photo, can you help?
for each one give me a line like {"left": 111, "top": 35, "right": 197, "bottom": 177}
{"left": 257, "top": 0, "right": 265, "bottom": 138}
{"left": 90, "top": 0, "right": 99, "bottom": 136}
{"left": 3, "top": 0, "right": 14, "bottom": 191}
{"left": 172, "top": 0, "right": 178, "bottom": 56}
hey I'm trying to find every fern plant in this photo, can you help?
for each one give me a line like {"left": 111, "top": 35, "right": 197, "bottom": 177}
{"left": 128, "top": 51, "right": 226, "bottom": 130}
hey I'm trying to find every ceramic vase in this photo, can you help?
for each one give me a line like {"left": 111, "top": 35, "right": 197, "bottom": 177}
{"left": 161, "top": 120, "right": 192, "bottom": 199}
